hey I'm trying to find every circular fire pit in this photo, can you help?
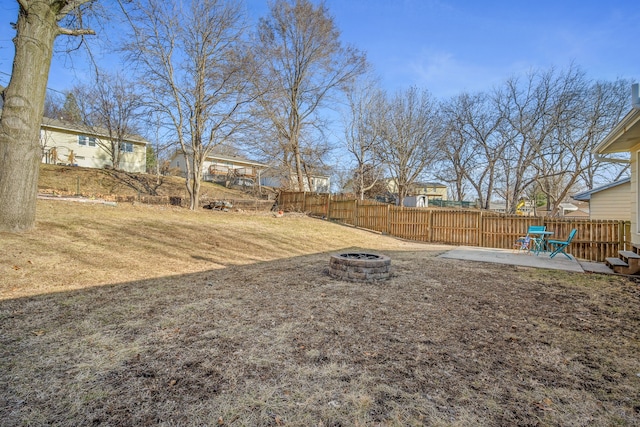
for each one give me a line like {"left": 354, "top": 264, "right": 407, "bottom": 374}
{"left": 328, "top": 253, "right": 391, "bottom": 282}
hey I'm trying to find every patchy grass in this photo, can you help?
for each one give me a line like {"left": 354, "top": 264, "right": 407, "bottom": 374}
{"left": 1, "top": 200, "right": 639, "bottom": 426}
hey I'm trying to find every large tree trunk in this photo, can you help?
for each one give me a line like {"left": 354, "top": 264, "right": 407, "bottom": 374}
{"left": 0, "top": 3, "right": 59, "bottom": 232}
{"left": 189, "top": 158, "right": 202, "bottom": 210}
{"left": 191, "top": 172, "right": 201, "bottom": 210}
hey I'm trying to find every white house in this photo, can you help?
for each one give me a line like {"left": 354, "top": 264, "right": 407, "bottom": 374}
{"left": 557, "top": 201, "right": 590, "bottom": 218}
{"left": 40, "top": 116, "right": 148, "bottom": 173}
{"left": 260, "top": 169, "right": 331, "bottom": 193}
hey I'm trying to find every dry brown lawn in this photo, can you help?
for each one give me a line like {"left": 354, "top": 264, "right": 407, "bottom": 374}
{"left": 1, "top": 199, "right": 639, "bottom": 426}
{"left": 37, "top": 163, "right": 256, "bottom": 201}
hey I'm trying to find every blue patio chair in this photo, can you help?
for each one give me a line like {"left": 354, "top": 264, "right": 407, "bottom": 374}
{"left": 513, "top": 235, "right": 532, "bottom": 253}
{"left": 548, "top": 229, "right": 578, "bottom": 259}
{"left": 519, "top": 225, "right": 546, "bottom": 254}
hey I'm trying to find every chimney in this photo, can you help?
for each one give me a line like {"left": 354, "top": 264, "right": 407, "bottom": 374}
{"left": 633, "top": 83, "right": 640, "bottom": 109}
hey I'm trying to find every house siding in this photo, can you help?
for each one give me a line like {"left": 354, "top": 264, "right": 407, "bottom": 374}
{"left": 634, "top": 148, "right": 640, "bottom": 244}
{"left": 259, "top": 174, "right": 329, "bottom": 192}
{"left": 589, "top": 182, "right": 630, "bottom": 221}
{"left": 169, "top": 152, "right": 267, "bottom": 186}
{"left": 591, "top": 87, "right": 640, "bottom": 245}
{"left": 386, "top": 180, "right": 448, "bottom": 200}
{"left": 41, "top": 127, "right": 146, "bottom": 173}
{"left": 204, "top": 159, "right": 258, "bottom": 178}
{"left": 119, "top": 147, "right": 147, "bottom": 173}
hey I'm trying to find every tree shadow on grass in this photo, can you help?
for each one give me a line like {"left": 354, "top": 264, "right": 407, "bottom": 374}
{"left": 101, "top": 169, "right": 164, "bottom": 196}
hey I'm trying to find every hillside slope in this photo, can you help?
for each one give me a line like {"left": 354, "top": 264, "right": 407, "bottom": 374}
{"left": 38, "top": 163, "right": 259, "bottom": 201}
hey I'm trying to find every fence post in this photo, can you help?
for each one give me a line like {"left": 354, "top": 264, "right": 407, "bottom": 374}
{"left": 353, "top": 199, "right": 358, "bottom": 227}
{"left": 478, "top": 211, "right": 484, "bottom": 247}
{"left": 386, "top": 204, "right": 390, "bottom": 235}
{"left": 326, "top": 193, "right": 331, "bottom": 219}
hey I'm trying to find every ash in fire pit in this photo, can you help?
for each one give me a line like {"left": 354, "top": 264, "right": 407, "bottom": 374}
{"left": 328, "top": 252, "right": 391, "bottom": 282}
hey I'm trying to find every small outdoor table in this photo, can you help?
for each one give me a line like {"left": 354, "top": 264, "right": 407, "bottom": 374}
{"left": 531, "top": 231, "right": 554, "bottom": 255}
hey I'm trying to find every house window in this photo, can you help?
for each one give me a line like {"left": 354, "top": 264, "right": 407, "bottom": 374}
{"left": 120, "top": 142, "right": 134, "bottom": 153}
{"left": 78, "top": 135, "right": 96, "bottom": 146}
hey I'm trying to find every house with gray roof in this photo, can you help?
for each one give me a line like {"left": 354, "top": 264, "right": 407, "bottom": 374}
{"left": 573, "top": 178, "right": 630, "bottom": 221}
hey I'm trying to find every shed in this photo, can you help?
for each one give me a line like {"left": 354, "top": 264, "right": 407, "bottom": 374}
{"left": 402, "top": 195, "right": 427, "bottom": 207}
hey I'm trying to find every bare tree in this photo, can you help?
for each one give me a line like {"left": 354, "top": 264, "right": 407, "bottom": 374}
{"left": 494, "top": 68, "right": 567, "bottom": 213}
{"left": 439, "top": 66, "right": 631, "bottom": 214}
{"left": 250, "top": 0, "right": 366, "bottom": 191}
{"left": 43, "top": 90, "right": 81, "bottom": 122}
{"left": 73, "top": 71, "right": 142, "bottom": 170}
{"left": 578, "top": 79, "right": 630, "bottom": 188}
{"left": 343, "top": 77, "right": 385, "bottom": 200}
{"left": 423, "top": 65, "right": 630, "bottom": 213}
{"left": 439, "top": 91, "right": 504, "bottom": 207}
{"left": 534, "top": 76, "right": 631, "bottom": 215}
{"left": 378, "top": 86, "right": 444, "bottom": 205}
{"left": 349, "top": 163, "right": 388, "bottom": 199}
{"left": 43, "top": 89, "right": 65, "bottom": 119}
{"left": 0, "top": 0, "right": 95, "bottom": 232}
{"left": 121, "top": 0, "right": 253, "bottom": 209}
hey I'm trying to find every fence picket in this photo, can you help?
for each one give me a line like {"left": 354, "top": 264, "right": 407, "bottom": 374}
{"left": 279, "top": 191, "right": 629, "bottom": 262}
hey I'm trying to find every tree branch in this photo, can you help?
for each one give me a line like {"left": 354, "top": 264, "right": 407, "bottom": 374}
{"left": 57, "top": 27, "right": 95, "bottom": 36}
{"left": 57, "top": 0, "right": 94, "bottom": 19}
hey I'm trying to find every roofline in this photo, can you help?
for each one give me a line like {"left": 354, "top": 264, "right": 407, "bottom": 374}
{"left": 593, "top": 107, "right": 640, "bottom": 154}
{"left": 572, "top": 177, "right": 631, "bottom": 201}
{"left": 41, "top": 117, "right": 148, "bottom": 145}
{"left": 208, "top": 155, "right": 269, "bottom": 168}
{"left": 170, "top": 150, "right": 269, "bottom": 169}
{"left": 385, "top": 178, "right": 447, "bottom": 188}
{"left": 261, "top": 171, "right": 331, "bottom": 180}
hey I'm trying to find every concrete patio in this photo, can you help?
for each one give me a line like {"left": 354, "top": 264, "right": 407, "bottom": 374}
{"left": 438, "top": 246, "right": 613, "bottom": 274}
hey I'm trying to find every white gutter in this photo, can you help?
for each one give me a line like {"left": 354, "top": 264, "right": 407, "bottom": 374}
{"left": 594, "top": 153, "right": 630, "bottom": 164}
{"left": 592, "top": 83, "right": 640, "bottom": 155}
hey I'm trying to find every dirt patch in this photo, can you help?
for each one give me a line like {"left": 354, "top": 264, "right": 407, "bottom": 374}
{"left": 0, "top": 202, "right": 639, "bottom": 425}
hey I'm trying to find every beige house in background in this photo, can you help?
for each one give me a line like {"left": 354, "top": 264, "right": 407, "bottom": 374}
{"left": 169, "top": 150, "right": 268, "bottom": 187}
{"left": 40, "top": 116, "right": 148, "bottom": 173}
{"left": 386, "top": 180, "right": 448, "bottom": 201}
{"left": 573, "top": 178, "right": 630, "bottom": 221}
{"left": 593, "top": 83, "right": 640, "bottom": 243}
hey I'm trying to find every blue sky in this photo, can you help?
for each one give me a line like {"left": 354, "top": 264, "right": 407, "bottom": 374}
{"left": 318, "top": 0, "right": 639, "bottom": 97}
{"left": 0, "top": 0, "right": 638, "bottom": 99}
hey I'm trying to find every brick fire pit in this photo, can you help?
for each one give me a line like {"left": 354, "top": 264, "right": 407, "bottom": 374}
{"left": 328, "top": 253, "right": 391, "bottom": 282}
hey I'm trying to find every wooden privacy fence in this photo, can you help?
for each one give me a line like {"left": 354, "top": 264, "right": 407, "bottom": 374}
{"left": 279, "top": 191, "right": 631, "bottom": 262}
